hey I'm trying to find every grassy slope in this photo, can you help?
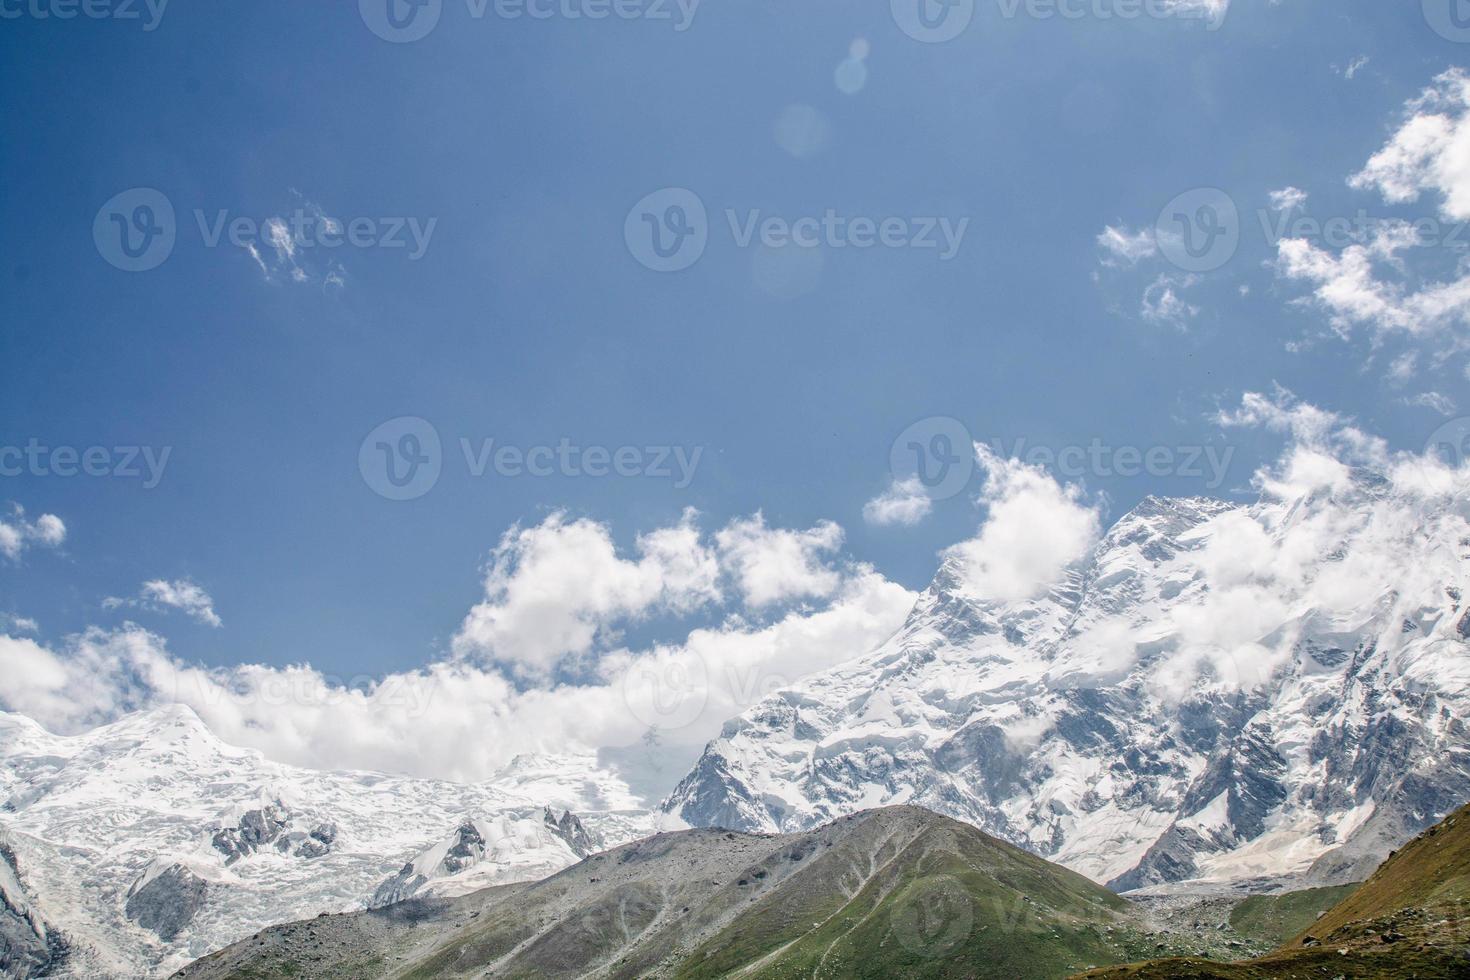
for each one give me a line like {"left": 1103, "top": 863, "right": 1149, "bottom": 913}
{"left": 182, "top": 808, "right": 1185, "bottom": 980}
{"left": 672, "top": 818, "right": 1150, "bottom": 980}
{"left": 402, "top": 809, "right": 1156, "bottom": 980}
{"left": 1074, "top": 803, "right": 1470, "bottom": 980}
{"left": 1224, "top": 885, "right": 1357, "bottom": 948}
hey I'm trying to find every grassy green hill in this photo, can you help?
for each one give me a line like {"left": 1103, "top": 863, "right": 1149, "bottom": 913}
{"left": 178, "top": 802, "right": 1470, "bottom": 980}
{"left": 1073, "top": 802, "right": 1470, "bottom": 980}
{"left": 180, "top": 807, "right": 1213, "bottom": 980}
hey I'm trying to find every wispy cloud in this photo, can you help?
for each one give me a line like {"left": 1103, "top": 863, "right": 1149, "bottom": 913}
{"left": 105, "top": 579, "right": 222, "bottom": 628}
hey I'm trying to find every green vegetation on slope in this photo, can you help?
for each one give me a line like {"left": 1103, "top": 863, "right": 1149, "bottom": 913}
{"left": 1225, "top": 885, "right": 1357, "bottom": 948}
{"left": 1074, "top": 802, "right": 1470, "bottom": 980}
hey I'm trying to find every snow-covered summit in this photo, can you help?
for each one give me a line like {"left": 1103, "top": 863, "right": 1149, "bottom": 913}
{"left": 663, "top": 476, "right": 1470, "bottom": 892}
{"left": 0, "top": 705, "right": 651, "bottom": 977}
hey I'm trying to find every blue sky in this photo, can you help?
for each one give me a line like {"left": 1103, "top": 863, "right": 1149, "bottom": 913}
{"left": 2, "top": 0, "right": 1468, "bottom": 701}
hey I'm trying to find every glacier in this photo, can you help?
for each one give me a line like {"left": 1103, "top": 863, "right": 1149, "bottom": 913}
{"left": 0, "top": 705, "right": 650, "bottom": 977}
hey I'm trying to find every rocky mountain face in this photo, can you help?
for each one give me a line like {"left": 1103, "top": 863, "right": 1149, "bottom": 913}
{"left": 663, "top": 478, "right": 1470, "bottom": 895}
{"left": 179, "top": 806, "right": 1215, "bottom": 980}
{"left": 0, "top": 840, "right": 67, "bottom": 979}
{"left": 0, "top": 706, "right": 651, "bottom": 977}
{"left": 368, "top": 807, "right": 600, "bottom": 908}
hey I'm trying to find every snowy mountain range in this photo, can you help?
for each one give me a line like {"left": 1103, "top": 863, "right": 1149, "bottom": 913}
{"left": 663, "top": 475, "right": 1470, "bottom": 894}
{"left": 0, "top": 706, "right": 650, "bottom": 977}
{"left": 4, "top": 463, "right": 1469, "bottom": 977}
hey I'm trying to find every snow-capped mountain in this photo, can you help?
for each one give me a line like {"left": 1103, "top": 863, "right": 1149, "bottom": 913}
{"left": 663, "top": 476, "right": 1470, "bottom": 892}
{"left": 369, "top": 807, "right": 600, "bottom": 907}
{"left": 0, "top": 705, "right": 651, "bottom": 978}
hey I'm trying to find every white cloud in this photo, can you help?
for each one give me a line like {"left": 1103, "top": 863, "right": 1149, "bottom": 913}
{"left": 1338, "top": 56, "right": 1369, "bottom": 81}
{"left": 0, "top": 614, "right": 38, "bottom": 634}
{"left": 241, "top": 195, "right": 349, "bottom": 288}
{"left": 1160, "top": 0, "right": 1228, "bottom": 27}
{"left": 943, "top": 447, "right": 1101, "bottom": 603}
{"left": 715, "top": 514, "right": 845, "bottom": 609}
{"left": 452, "top": 509, "right": 721, "bottom": 673}
{"left": 1141, "top": 274, "right": 1201, "bottom": 328}
{"left": 1148, "top": 388, "right": 1470, "bottom": 701}
{"left": 0, "top": 507, "right": 65, "bottom": 561}
{"left": 1274, "top": 228, "right": 1470, "bottom": 340}
{"left": 1272, "top": 71, "right": 1470, "bottom": 358}
{"left": 1387, "top": 350, "right": 1419, "bottom": 386}
{"left": 0, "top": 574, "right": 916, "bottom": 784}
{"left": 1403, "top": 391, "right": 1458, "bottom": 415}
{"left": 1097, "top": 225, "right": 1158, "bottom": 267}
{"left": 1268, "top": 186, "right": 1309, "bottom": 211}
{"left": 1350, "top": 69, "right": 1470, "bottom": 222}
{"left": 105, "top": 579, "right": 222, "bottom": 628}
{"left": 862, "top": 477, "right": 933, "bottom": 527}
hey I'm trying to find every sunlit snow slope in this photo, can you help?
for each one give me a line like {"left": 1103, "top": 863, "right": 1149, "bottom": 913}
{"left": 665, "top": 476, "right": 1470, "bottom": 893}
{"left": 0, "top": 706, "right": 650, "bottom": 977}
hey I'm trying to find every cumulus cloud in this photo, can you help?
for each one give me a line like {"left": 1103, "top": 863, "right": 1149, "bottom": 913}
{"left": 0, "top": 507, "right": 65, "bottom": 561}
{"left": 105, "top": 579, "right": 222, "bottom": 628}
{"left": 452, "top": 509, "right": 721, "bottom": 673}
{"left": 1350, "top": 69, "right": 1470, "bottom": 221}
{"left": 1274, "top": 226, "right": 1470, "bottom": 341}
{"left": 714, "top": 514, "right": 845, "bottom": 609}
{"left": 1274, "top": 71, "right": 1470, "bottom": 349}
{"left": 862, "top": 477, "right": 933, "bottom": 527}
{"left": 0, "top": 571, "right": 916, "bottom": 784}
{"left": 944, "top": 447, "right": 1101, "bottom": 603}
